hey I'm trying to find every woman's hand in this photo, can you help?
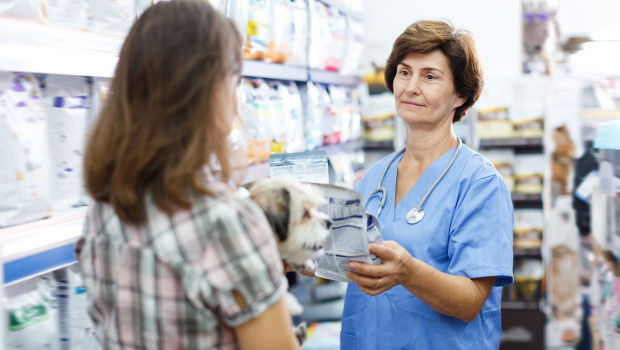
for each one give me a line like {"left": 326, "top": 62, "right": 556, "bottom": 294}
{"left": 346, "top": 241, "right": 415, "bottom": 296}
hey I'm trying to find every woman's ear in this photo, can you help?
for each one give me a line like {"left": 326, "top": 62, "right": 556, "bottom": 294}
{"left": 456, "top": 95, "right": 467, "bottom": 108}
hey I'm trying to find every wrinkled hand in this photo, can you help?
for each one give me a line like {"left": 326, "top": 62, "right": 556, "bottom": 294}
{"left": 346, "top": 241, "right": 414, "bottom": 296}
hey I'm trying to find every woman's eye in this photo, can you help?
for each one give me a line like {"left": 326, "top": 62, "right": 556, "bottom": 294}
{"left": 426, "top": 74, "right": 437, "bottom": 80}
{"left": 399, "top": 69, "right": 410, "bottom": 77}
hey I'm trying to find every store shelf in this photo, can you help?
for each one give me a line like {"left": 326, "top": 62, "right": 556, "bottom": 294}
{"left": 1, "top": 209, "right": 86, "bottom": 285}
{"left": 309, "top": 68, "right": 362, "bottom": 86}
{"left": 511, "top": 193, "right": 543, "bottom": 208}
{"left": 501, "top": 300, "right": 540, "bottom": 310}
{"left": 479, "top": 137, "right": 543, "bottom": 149}
{"left": 0, "top": 17, "right": 122, "bottom": 77}
{"left": 320, "top": 0, "right": 363, "bottom": 21}
{"left": 513, "top": 248, "right": 542, "bottom": 257}
{"left": 242, "top": 60, "right": 308, "bottom": 82}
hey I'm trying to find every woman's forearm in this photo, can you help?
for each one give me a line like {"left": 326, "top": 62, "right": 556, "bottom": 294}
{"left": 401, "top": 258, "right": 496, "bottom": 322}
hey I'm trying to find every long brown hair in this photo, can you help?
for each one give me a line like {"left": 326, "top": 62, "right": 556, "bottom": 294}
{"left": 384, "top": 20, "right": 483, "bottom": 123}
{"left": 83, "top": 1, "right": 243, "bottom": 224}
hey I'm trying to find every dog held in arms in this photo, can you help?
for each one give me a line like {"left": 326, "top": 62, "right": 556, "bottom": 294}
{"left": 247, "top": 177, "right": 332, "bottom": 344}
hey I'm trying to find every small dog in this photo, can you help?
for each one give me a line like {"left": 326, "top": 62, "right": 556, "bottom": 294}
{"left": 248, "top": 177, "right": 332, "bottom": 273}
{"left": 246, "top": 177, "right": 332, "bottom": 344}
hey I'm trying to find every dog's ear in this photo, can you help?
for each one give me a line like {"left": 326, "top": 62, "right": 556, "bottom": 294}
{"left": 265, "top": 188, "right": 290, "bottom": 242}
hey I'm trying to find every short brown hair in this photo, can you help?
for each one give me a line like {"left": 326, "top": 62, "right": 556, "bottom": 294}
{"left": 384, "top": 20, "right": 483, "bottom": 123}
{"left": 83, "top": 1, "right": 243, "bottom": 224}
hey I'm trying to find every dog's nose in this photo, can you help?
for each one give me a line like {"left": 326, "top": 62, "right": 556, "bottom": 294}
{"left": 324, "top": 219, "right": 332, "bottom": 229}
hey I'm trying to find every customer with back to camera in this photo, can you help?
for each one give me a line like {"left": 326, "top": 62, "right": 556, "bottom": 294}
{"left": 341, "top": 20, "right": 514, "bottom": 349}
{"left": 76, "top": 1, "right": 300, "bottom": 349}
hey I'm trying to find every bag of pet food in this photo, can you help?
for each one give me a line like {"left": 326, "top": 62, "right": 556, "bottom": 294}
{"left": 44, "top": 74, "right": 90, "bottom": 212}
{"left": 0, "top": 72, "right": 51, "bottom": 227}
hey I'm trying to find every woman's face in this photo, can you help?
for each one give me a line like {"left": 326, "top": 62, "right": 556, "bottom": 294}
{"left": 393, "top": 50, "right": 465, "bottom": 128}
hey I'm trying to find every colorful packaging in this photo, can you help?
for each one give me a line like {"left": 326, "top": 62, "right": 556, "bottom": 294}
{"left": 267, "top": 0, "right": 292, "bottom": 64}
{"left": 318, "top": 84, "right": 338, "bottom": 146}
{"left": 5, "top": 275, "right": 60, "bottom": 349}
{"left": 44, "top": 74, "right": 90, "bottom": 212}
{"left": 244, "top": 0, "right": 271, "bottom": 61}
{"left": 0, "top": 72, "right": 51, "bottom": 227}
{"left": 242, "top": 78, "right": 272, "bottom": 163}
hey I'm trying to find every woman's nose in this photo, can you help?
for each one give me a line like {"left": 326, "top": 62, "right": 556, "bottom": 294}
{"left": 406, "top": 77, "right": 421, "bottom": 95}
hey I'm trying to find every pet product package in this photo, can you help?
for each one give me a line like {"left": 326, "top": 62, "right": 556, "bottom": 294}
{"left": 267, "top": 0, "right": 292, "bottom": 64}
{"left": 244, "top": 0, "right": 271, "bottom": 61}
{"left": 0, "top": 72, "right": 51, "bottom": 227}
{"left": 514, "top": 153, "right": 544, "bottom": 194}
{"left": 313, "top": 184, "right": 383, "bottom": 282}
{"left": 5, "top": 274, "right": 60, "bottom": 349}
{"left": 307, "top": 0, "right": 328, "bottom": 70}
{"left": 513, "top": 209, "right": 544, "bottom": 249}
{"left": 269, "top": 150, "right": 328, "bottom": 184}
{"left": 0, "top": 0, "right": 47, "bottom": 22}
{"left": 287, "top": 0, "right": 308, "bottom": 67}
{"left": 44, "top": 75, "right": 90, "bottom": 211}
{"left": 86, "top": 0, "right": 134, "bottom": 36}
{"left": 299, "top": 82, "right": 325, "bottom": 151}
{"left": 48, "top": 0, "right": 87, "bottom": 29}
{"left": 282, "top": 82, "right": 305, "bottom": 153}
{"left": 241, "top": 78, "right": 272, "bottom": 162}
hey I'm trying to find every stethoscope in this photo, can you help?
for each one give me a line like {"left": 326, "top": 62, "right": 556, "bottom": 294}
{"left": 363, "top": 138, "right": 462, "bottom": 224}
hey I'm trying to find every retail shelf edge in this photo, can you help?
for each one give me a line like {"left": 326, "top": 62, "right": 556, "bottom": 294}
{"left": 0, "top": 17, "right": 362, "bottom": 85}
{"left": 1, "top": 209, "right": 87, "bottom": 285}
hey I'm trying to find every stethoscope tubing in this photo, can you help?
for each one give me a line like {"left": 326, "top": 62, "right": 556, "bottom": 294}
{"left": 363, "top": 138, "right": 462, "bottom": 224}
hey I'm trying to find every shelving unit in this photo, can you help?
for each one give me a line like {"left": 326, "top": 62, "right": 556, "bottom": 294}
{"left": 0, "top": 0, "right": 365, "bottom": 288}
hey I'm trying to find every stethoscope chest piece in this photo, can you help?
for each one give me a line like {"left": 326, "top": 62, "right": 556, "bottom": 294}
{"left": 406, "top": 207, "right": 425, "bottom": 224}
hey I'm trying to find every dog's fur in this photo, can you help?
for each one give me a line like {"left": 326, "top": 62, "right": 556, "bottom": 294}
{"left": 247, "top": 177, "right": 331, "bottom": 345}
{"left": 248, "top": 177, "right": 331, "bottom": 272}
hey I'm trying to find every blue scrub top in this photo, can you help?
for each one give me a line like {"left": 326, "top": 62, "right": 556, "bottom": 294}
{"left": 341, "top": 143, "right": 514, "bottom": 350}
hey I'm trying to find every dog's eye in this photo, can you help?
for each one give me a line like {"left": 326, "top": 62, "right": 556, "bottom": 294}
{"left": 304, "top": 209, "right": 311, "bottom": 219}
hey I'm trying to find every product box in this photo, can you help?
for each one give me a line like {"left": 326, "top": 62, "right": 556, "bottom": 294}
{"left": 513, "top": 153, "right": 544, "bottom": 194}
{"left": 476, "top": 106, "right": 513, "bottom": 139}
{"left": 514, "top": 209, "right": 543, "bottom": 249}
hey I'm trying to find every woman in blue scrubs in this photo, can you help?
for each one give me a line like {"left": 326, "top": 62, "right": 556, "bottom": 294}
{"left": 341, "top": 20, "right": 514, "bottom": 349}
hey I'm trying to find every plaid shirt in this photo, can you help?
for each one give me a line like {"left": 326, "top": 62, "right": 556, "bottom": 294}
{"left": 76, "top": 183, "right": 286, "bottom": 349}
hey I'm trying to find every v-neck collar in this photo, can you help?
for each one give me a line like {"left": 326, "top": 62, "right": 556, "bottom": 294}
{"left": 386, "top": 144, "right": 460, "bottom": 223}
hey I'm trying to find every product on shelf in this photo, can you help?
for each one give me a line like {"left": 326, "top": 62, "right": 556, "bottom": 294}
{"left": 318, "top": 84, "right": 339, "bottom": 146}
{"left": 513, "top": 117, "right": 544, "bottom": 138}
{"left": 241, "top": 78, "right": 272, "bottom": 163}
{"left": 274, "top": 81, "right": 305, "bottom": 153}
{"left": 265, "top": 80, "right": 288, "bottom": 153}
{"left": 0, "top": 72, "right": 51, "bottom": 227}
{"left": 44, "top": 74, "right": 90, "bottom": 212}
{"left": 322, "top": 5, "right": 346, "bottom": 72}
{"left": 267, "top": 0, "right": 292, "bottom": 64}
{"left": 48, "top": 0, "right": 88, "bottom": 30}
{"left": 244, "top": 0, "right": 271, "bottom": 61}
{"left": 512, "top": 258, "right": 543, "bottom": 302}
{"left": 513, "top": 153, "right": 544, "bottom": 194}
{"left": 85, "top": 0, "right": 134, "bottom": 36}
{"left": 287, "top": 0, "right": 308, "bottom": 67}
{"left": 88, "top": 77, "right": 110, "bottom": 124}
{"left": 223, "top": 0, "right": 250, "bottom": 42}
{"left": 0, "top": 0, "right": 47, "bottom": 23}
{"left": 514, "top": 209, "right": 543, "bottom": 249}
{"left": 476, "top": 106, "right": 513, "bottom": 139}
{"left": 361, "top": 92, "right": 395, "bottom": 144}
{"left": 307, "top": 0, "right": 328, "bottom": 70}
{"left": 340, "top": 17, "right": 365, "bottom": 76}
{"left": 5, "top": 274, "right": 60, "bottom": 350}
{"left": 299, "top": 81, "right": 325, "bottom": 151}
{"left": 329, "top": 85, "right": 351, "bottom": 144}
